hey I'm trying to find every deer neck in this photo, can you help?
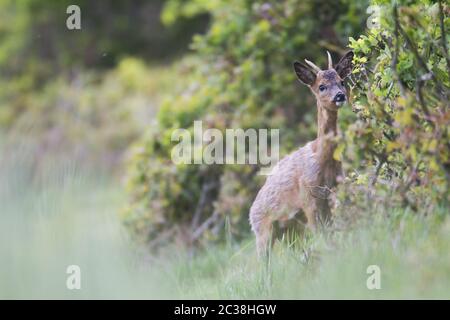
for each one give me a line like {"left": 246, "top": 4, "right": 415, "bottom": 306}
{"left": 315, "top": 101, "right": 338, "bottom": 164}
{"left": 317, "top": 102, "right": 337, "bottom": 137}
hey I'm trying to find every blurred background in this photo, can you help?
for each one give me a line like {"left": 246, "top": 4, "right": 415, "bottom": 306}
{"left": 0, "top": 0, "right": 210, "bottom": 170}
{"left": 0, "top": 0, "right": 448, "bottom": 299}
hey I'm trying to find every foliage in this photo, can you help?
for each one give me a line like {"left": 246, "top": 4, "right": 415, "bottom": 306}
{"left": 124, "top": 0, "right": 369, "bottom": 249}
{"left": 0, "top": 0, "right": 208, "bottom": 69}
{"left": 337, "top": 0, "right": 449, "bottom": 215}
{"left": 2, "top": 58, "right": 177, "bottom": 172}
{"left": 161, "top": 0, "right": 217, "bottom": 25}
{"left": 0, "top": 0, "right": 208, "bottom": 128}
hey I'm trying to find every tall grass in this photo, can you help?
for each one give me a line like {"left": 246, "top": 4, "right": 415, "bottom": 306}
{"left": 167, "top": 206, "right": 449, "bottom": 299}
{"left": 0, "top": 137, "right": 173, "bottom": 299}
{"left": 1, "top": 135, "right": 449, "bottom": 299}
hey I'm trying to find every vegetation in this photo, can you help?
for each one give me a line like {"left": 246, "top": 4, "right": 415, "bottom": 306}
{"left": 0, "top": 0, "right": 200, "bottom": 170}
{"left": 338, "top": 0, "right": 450, "bottom": 215}
{"left": 1, "top": 146, "right": 449, "bottom": 298}
{"left": 2, "top": 59, "right": 179, "bottom": 172}
{"left": 0, "top": 0, "right": 448, "bottom": 299}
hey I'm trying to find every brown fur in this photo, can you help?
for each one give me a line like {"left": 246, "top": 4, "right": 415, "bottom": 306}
{"left": 249, "top": 51, "right": 354, "bottom": 257}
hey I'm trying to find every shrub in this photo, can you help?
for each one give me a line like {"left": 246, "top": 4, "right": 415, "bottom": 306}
{"left": 336, "top": 0, "right": 449, "bottom": 217}
{"left": 3, "top": 58, "right": 176, "bottom": 172}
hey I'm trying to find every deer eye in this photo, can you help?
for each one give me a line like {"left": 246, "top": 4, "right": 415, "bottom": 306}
{"left": 340, "top": 81, "right": 345, "bottom": 86}
{"left": 319, "top": 85, "right": 326, "bottom": 92}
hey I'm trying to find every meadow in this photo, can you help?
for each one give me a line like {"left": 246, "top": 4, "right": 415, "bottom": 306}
{"left": 1, "top": 140, "right": 448, "bottom": 299}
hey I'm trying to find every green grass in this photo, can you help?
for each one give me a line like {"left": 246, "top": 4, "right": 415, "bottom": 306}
{"left": 1, "top": 142, "right": 449, "bottom": 299}
{"left": 169, "top": 208, "right": 450, "bottom": 299}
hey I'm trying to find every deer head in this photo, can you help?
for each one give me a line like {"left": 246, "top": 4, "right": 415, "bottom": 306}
{"left": 293, "top": 51, "right": 354, "bottom": 111}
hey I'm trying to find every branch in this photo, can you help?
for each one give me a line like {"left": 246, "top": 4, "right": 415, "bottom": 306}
{"left": 190, "top": 180, "right": 217, "bottom": 231}
{"left": 191, "top": 210, "right": 221, "bottom": 242}
{"left": 392, "top": 5, "right": 406, "bottom": 97}
{"left": 438, "top": 0, "right": 450, "bottom": 75}
{"left": 415, "top": 76, "right": 434, "bottom": 127}
{"left": 370, "top": 158, "right": 386, "bottom": 187}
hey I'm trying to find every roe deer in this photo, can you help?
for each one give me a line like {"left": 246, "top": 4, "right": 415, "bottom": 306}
{"left": 249, "top": 51, "right": 354, "bottom": 257}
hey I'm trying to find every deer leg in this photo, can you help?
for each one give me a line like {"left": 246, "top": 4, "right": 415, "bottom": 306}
{"left": 303, "top": 205, "right": 318, "bottom": 232}
{"left": 250, "top": 209, "right": 273, "bottom": 258}
{"left": 317, "top": 200, "right": 331, "bottom": 227}
{"left": 304, "top": 198, "right": 331, "bottom": 231}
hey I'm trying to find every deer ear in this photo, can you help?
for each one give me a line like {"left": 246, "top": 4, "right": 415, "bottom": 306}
{"left": 293, "top": 61, "right": 316, "bottom": 86}
{"left": 335, "top": 51, "right": 354, "bottom": 79}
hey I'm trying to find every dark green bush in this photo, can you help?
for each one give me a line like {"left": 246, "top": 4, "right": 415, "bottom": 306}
{"left": 335, "top": 0, "right": 449, "bottom": 218}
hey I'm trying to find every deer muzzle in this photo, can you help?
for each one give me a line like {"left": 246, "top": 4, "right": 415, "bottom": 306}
{"left": 333, "top": 92, "right": 346, "bottom": 107}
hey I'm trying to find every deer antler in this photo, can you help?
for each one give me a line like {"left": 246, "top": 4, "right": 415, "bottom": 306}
{"left": 304, "top": 59, "right": 321, "bottom": 73}
{"left": 327, "top": 51, "right": 333, "bottom": 69}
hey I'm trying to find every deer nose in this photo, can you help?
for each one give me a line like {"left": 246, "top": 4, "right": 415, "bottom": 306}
{"left": 334, "top": 92, "right": 346, "bottom": 102}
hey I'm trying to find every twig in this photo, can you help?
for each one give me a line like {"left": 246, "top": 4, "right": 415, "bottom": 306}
{"left": 190, "top": 180, "right": 217, "bottom": 231}
{"left": 191, "top": 210, "right": 221, "bottom": 242}
{"left": 415, "top": 76, "right": 434, "bottom": 127}
{"left": 370, "top": 158, "right": 386, "bottom": 187}
{"left": 148, "top": 226, "right": 176, "bottom": 250}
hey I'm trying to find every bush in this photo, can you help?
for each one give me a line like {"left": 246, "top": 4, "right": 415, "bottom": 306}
{"left": 2, "top": 58, "right": 177, "bottom": 173}
{"left": 336, "top": 0, "right": 449, "bottom": 217}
